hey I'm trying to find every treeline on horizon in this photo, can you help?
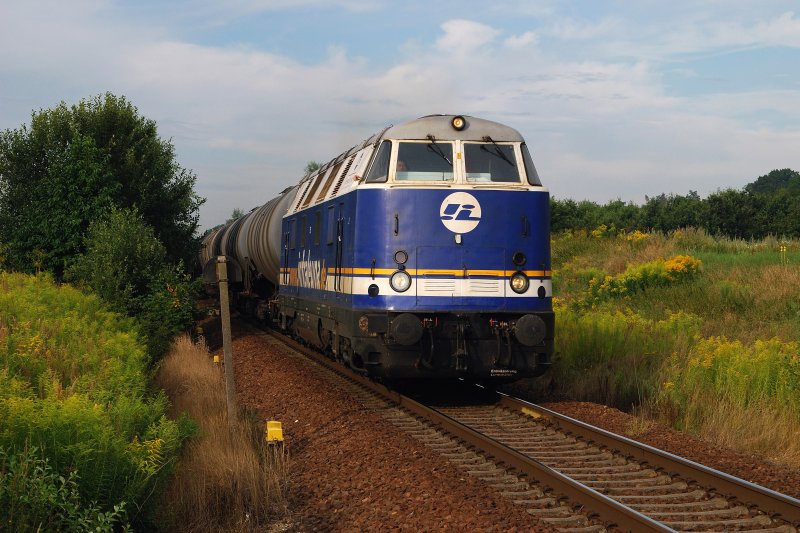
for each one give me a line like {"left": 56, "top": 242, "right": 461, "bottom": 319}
{"left": 551, "top": 168, "right": 800, "bottom": 239}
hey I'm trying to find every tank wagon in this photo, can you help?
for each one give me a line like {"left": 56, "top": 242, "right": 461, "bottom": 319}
{"left": 201, "top": 115, "right": 554, "bottom": 381}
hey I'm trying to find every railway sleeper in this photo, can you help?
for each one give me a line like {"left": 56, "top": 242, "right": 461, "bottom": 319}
{"left": 628, "top": 497, "right": 728, "bottom": 512}
{"left": 548, "top": 455, "right": 625, "bottom": 468}
{"left": 524, "top": 506, "right": 574, "bottom": 518}
{"left": 540, "top": 514, "right": 589, "bottom": 526}
{"left": 711, "top": 526, "right": 798, "bottom": 533}
{"left": 613, "top": 489, "right": 706, "bottom": 503}
{"left": 568, "top": 469, "right": 659, "bottom": 481}
{"left": 465, "top": 462, "right": 504, "bottom": 473}
{"left": 554, "top": 463, "right": 642, "bottom": 475}
{"left": 599, "top": 481, "right": 690, "bottom": 496}
{"left": 500, "top": 488, "right": 546, "bottom": 500}
{"left": 425, "top": 441, "right": 464, "bottom": 452}
{"left": 514, "top": 497, "right": 559, "bottom": 507}
{"left": 488, "top": 480, "right": 530, "bottom": 491}
{"left": 532, "top": 451, "right": 614, "bottom": 461}
{"left": 479, "top": 474, "right": 523, "bottom": 485}
{"left": 440, "top": 450, "right": 480, "bottom": 460}
{"left": 584, "top": 473, "right": 673, "bottom": 488}
{"left": 662, "top": 513, "right": 773, "bottom": 530}
{"left": 646, "top": 505, "right": 749, "bottom": 521}
{"left": 417, "top": 436, "right": 455, "bottom": 446}
{"left": 407, "top": 429, "right": 446, "bottom": 439}
{"left": 496, "top": 435, "right": 577, "bottom": 446}
{"left": 515, "top": 442, "right": 590, "bottom": 453}
{"left": 447, "top": 456, "right": 487, "bottom": 467}
{"left": 555, "top": 525, "right": 607, "bottom": 533}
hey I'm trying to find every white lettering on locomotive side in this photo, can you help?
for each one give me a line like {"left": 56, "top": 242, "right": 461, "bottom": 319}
{"left": 297, "top": 250, "right": 326, "bottom": 289}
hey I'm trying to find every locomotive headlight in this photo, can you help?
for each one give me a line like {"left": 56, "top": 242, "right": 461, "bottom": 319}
{"left": 451, "top": 115, "right": 466, "bottom": 131}
{"left": 510, "top": 272, "right": 529, "bottom": 294}
{"left": 390, "top": 270, "right": 412, "bottom": 292}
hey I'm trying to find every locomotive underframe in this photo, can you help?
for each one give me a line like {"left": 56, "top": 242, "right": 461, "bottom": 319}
{"left": 276, "top": 294, "right": 553, "bottom": 381}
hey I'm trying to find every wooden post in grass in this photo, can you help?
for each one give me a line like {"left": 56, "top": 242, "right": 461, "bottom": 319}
{"left": 216, "top": 256, "right": 237, "bottom": 428}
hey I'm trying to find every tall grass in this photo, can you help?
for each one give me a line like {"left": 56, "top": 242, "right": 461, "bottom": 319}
{"left": 155, "top": 336, "right": 288, "bottom": 531}
{"left": 538, "top": 228, "right": 800, "bottom": 466}
{"left": 547, "top": 307, "right": 700, "bottom": 409}
{"left": 0, "top": 272, "right": 188, "bottom": 529}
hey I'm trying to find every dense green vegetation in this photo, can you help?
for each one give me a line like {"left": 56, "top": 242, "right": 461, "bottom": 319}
{"left": 551, "top": 168, "right": 800, "bottom": 239}
{"left": 67, "top": 208, "right": 198, "bottom": 361}
{"left": 0, "top": 94, "right": 202, "bottom": 530}
{"left": 525, "top": 227, "right": 800, "bottom": 466}
{"left": 0, "top": 93, "right": 204, "bottom": 275}
{"left": 0, "top": 273, "right": 192, "bottom": 530}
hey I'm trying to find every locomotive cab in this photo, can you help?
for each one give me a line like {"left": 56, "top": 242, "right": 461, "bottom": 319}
{"left": 340, "top": 115, "right": 554, "bottom": 380}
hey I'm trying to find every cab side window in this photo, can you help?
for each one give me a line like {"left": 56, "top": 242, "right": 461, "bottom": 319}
{"left": 365, "top": 141, "right": 391, "bottom": 183}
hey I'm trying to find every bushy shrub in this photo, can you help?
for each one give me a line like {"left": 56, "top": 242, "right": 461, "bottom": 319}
{"left": 67, "top": 207, "right": 198, "bottom": 361}
{"left": 586, "top": 255, "right": 702, "bottom": 302}
{"left": 0, "top": 446, "right": 128, "bottom": 532}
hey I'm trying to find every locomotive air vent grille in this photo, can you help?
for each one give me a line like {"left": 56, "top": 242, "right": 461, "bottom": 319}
{"left": 331, "top": 154, "right": 357, "bottom": 197}
{"left": 292, "top": 179, "right": 313, "bottom": 211}
{"left": 422, "top": 278, "right": 456, "bottom": 293}
{"left": 468, "top": 279, "right": 501, "bottom": 294}
{"left": 315, "top": 165, "right": 341, "bottom": 204}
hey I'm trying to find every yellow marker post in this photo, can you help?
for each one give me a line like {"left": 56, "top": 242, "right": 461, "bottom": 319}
{"left": 266, "top": 421, "right": 284, "bottom": 445}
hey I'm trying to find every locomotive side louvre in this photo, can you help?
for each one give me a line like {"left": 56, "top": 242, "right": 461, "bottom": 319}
{"left": 201, "top": 115, "right": 554, "bottom": 381}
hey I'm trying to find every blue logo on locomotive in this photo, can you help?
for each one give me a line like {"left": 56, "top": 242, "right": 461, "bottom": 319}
{"left": 439, "top": 192, "right": 482, "bottom": 234}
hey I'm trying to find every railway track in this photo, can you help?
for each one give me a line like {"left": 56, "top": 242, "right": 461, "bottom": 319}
{"left": 263, "top": 327, "right": 800, "bottom": 532}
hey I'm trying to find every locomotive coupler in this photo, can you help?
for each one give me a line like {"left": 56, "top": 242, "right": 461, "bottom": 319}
{"left": 489, "top": 319, "right": 513, "bottom": 366}
{"left": 418, "top": 317, "right": 436, "bottom": 369}
{"left": 453, "top": 316, "right": 469, "bottom": 372}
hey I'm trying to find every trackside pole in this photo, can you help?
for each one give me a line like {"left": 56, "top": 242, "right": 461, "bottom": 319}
{"left": 216, "top": 256, "right": 237, "bottom": 428}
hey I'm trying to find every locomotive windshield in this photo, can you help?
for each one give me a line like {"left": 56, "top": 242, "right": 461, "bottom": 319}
{"left": 464, "top": 142, "right": 521, "bottom": 183}
{"left": 395, "top": 141, "right": 454, "bottom": 181}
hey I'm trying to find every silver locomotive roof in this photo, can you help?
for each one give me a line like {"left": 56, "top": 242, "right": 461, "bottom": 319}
{"left": 382, "top": 115, "right": 525, "bottom": 142}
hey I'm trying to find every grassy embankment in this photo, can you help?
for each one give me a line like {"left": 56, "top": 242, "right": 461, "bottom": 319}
{"left": 0, "top": 272, "right": 287, "bottom": 531}
{"left": 524, "top": 227, "right": 800, "bottom": 467}
{"left": 0, "top": 272, "right": 188, "bottom": 530}
{"left": 155, "top": 334, "right": 288, "bottom": 531}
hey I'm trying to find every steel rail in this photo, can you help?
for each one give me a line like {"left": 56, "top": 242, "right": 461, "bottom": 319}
{"left": 497, "top": 393, "right": 800, "bottom": 527}
{"left": 265, "top": 329, "right": 674, "bottom": 532}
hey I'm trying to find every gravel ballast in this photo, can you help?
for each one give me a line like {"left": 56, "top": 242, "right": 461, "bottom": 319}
{"left": 207, "top": 322, "right": 799, "bottom": 530}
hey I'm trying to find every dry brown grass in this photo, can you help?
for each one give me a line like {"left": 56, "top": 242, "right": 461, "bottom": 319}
{"left": 696, "top": 400, "right": 800, "bottom": 468}
{"left": 155, "top": 336, "right": 288, "bottom": 531}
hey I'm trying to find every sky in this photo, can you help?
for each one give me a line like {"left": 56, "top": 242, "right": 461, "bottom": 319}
{"left": 2, "top": 1, "right": 799, "bottom": 230}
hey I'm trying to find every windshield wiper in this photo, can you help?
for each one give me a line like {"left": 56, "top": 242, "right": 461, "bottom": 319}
{"left": 426, "top": 134, "right": 452, "bottom": 165}
{"left": 481, "top": 136, "right": 515, "bottom": 167}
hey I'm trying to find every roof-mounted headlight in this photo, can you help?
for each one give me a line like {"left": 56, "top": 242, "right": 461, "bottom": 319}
{"left": 451, "top": 116, "right": 466, "bottom": 131}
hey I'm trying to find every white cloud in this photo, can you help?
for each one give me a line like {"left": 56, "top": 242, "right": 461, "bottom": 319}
{"left": 436, "top": 19, "right": 500, "bottom": 53}
{"left": 505, "top": 31, "right": 538, "bottom": 49}
{"left": 1, "top": 2, "right": 799, "bottom": 228}
{"left": 547, "top": 16, "right": 621, "bottom": 41}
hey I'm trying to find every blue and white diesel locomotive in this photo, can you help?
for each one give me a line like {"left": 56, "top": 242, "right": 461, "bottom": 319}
{"left": 200, "top": 115, "right": 553, "bottom": 381}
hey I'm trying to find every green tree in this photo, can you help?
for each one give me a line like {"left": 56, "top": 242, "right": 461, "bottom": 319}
{"left": 642, "top": 191, "right": 705, "bottom": 232}
{"left": 705, "top": 188, "right": 762, "bottom": 239}
{"left": 226, "top": 207, "right": 245, "bottom": 224}
{"left": 68, "top": 207, "right": 197, "bottom": 361}
{"left": 304, "top": 160, "right": 321, "bottom": 176}
{"left": 745, "top": 168, "right": 800, "bottom": 194}
{"left": 0, "top": 93, "right": 204, "bottom": 275}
